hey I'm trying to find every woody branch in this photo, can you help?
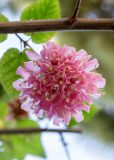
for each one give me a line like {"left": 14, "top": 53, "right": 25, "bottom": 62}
{"left": 0, "top": 128, "right": 82, "bottom": 135}
{"left": 0, "top": 18, "right": 114, "bottom": 34}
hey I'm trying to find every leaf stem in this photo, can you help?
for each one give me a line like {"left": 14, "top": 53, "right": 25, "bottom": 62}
{"left": 15, "top": 33, "right": 34, "bottom": 51}
{"left": 59, "top": 132, "right": 71, "bottom": 160}
{"left": 70, "top": 0, "right": 82, "bottom": 21}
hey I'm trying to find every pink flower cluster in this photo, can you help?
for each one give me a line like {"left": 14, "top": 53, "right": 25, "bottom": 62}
{"left": 13, "top": 42, "right": 106, "bottom": 125}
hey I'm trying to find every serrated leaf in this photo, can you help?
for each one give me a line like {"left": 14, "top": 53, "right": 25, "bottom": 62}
{"left": 0, "top": 13, "right": 8, "bottom": 43}
{"left": 21, "top": 0, "right": 61, "bottom": 43}
{"left": 0, "top": 48, "right": 28, "bottom": 98}
{"left": 0, "top": 119, "right": 45, "bottom": 160}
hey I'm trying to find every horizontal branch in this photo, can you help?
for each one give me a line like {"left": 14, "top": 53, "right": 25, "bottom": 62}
{"left": 0, "top": 18, "right": 114, "bottom": 34}
{"left": 0, "top": 128, "right": 82, "bottom": 135}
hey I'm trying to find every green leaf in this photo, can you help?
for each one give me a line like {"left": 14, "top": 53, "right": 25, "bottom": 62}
{"left": 0, "top": 13, "right": 8, "bottom": 43}
{"left": 0, "top": 102, "right": 8, "bottom": 120}
{"left": 0, "top": 48, "right": 28, "bottom": 98}
{"left": 21, "top": 0, "right": 61, "bottom": 43}
{"left": 0, "top": 102, "right": 8, "bottom": 129}
{"left": 68, "top": 117, "right": 77, "bottom": 128}
{"left": 0, "top": 84, "right": 10, "bottom": 102}
{"left": 69, "top": 104, "right": 100, "bottom": 127}
{"left": 0, "top": 119, "right": 45, "bottom": 160}
{"left": 83, "top": 104, "right": 100, "bottom": 123}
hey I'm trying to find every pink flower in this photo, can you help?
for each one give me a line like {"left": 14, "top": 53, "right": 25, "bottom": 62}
{"left": 13, "top": 42, "right": 106, "bottom": 125}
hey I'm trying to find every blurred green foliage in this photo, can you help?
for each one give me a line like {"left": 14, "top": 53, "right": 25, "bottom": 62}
{"left": 85, "top": 110, "right": 114, "bottom": 144}
{"left": 0, "top": 102, "right": 45, "bottom": 160}
{"left": 0, "top": 13, "right": 8, "bottom": 43}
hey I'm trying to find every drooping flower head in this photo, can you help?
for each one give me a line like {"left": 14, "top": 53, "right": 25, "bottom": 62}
{"left": 13, "top": 42, "right": 106, "bottom": 125}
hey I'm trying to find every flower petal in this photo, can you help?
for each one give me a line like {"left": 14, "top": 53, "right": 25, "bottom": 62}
{"left": 16, "top": 66, "right": 30, "bottom": 78}
{"left": 53, "top": 116, "right": 62, "bottom": 126}
{"left": 12, "top": 78, "right": 24, "bottom": 90}
{"left": 25, "top": 51, "right": 39, "bottom": 60}
{"left": 91, "top": 92, "right": 102, "bottom": 99}
{"left": 21, "top": 97, "right": 33, "bottom": 112}
{"left": 85, "top": 59, "right": 99, "bottom": 72}
{"left": 24, "top": 61, "right": 33, "bottom": 71}
{"left": 64, "top": 114, "right": 71, "bottom": 125}
{"left": 74, "top": 111, "right": 84, "bottom": 122}
{"left": 76, "top": 49, "right": 88, "bottom": 60}
{"left": 96, "top": 77, "right": 106, "bottom": 88}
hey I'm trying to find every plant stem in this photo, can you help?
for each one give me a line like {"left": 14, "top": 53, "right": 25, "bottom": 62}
{"left": 15, "top": 33, "right": 34, "bottom": 51}
{"left": 0, "top": 128, "right": 82, "bottom": 135}
{"left": 70, "top": 0, "right": 82, "bottom": 21}
{"left": 0, "top": 18, "right": 114, "bottom": 34}
{"left": 60, "top": 133, "right": 71, "bottom": 160}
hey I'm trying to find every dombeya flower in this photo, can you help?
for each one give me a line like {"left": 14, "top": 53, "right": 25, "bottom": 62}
{"left": 13, "top": 42, "right": 106, "bottom": 125}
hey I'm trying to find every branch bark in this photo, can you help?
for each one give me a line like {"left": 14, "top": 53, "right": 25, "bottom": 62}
{"left": 0, "top": 18, "right": 114, "bottom": 34}
{"left": 0, "top": 128, "right": 82, "bottom": 135}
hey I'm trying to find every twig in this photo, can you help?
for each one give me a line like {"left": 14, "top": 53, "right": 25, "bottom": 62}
{"left": 0, "top": 128, "right": 83, "bottom": 135}
{"left": 15, "top": 33, "right": 34, "bottom": 51}
{"left": 70, "top": 0, "right": 82, "bottom": 21}
{"left": 60, "top": 133, "right": 71, "bottom": 160}
{"left": 0, "top": 18, "right": 114, "bottom": 34}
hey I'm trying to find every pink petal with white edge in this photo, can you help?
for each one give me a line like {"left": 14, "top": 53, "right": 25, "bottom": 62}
{"left": 19, "top": 91, "right": 28, "bottom": 100}
{"left": 24, "top": 61, "right": 33, "bottom": 71}
{"left": 12, "top": 78, "right": 24, "bottom": 90}
{"left": 91, "top": 92, "right": 102, "bottom": 99}
{"left": 25, "top": 61, "right": 40, "bottom": 73}
{"left": 64, "top": 114, "right": 71, "bottom": 125}
{"left": 96, "top": 77, "right": 106, "bottom": 88}
{"left": 63, "top": 45, "right": 76, "bottom": 56}
{"left": 76, "top": 49, "right": 88, "bottom": 60}
{"left": 16, "top": 66, "right": 30, "bottom": 78}
{"left": 83, "top": 105, "right": 91, "bottom": 113}
{"left": 25, "top": 51, "right": 39, "bottom": 61}
{"left": 74, "top": 111, "right": 84, "bottom": 122}
{"left": 85, "top": 59, "right": 99, "bottom": 72}
{"left": 53, "top": 116, "right": 62, "bottom": 126}
{"left": 37, "top": 110, "right": 45, "bottom": 118}
{"left": 21, "top": 97, "right": 33, "bottom": 112}
{"left": 34, "top": 107, "right": 40, "bottom": 115}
